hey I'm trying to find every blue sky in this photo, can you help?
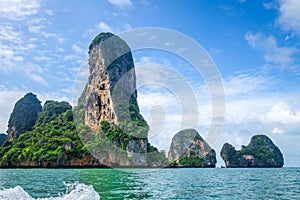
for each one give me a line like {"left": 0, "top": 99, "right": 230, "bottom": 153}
{"left": 0, "top": 0, "right": 300, "bottom": 166}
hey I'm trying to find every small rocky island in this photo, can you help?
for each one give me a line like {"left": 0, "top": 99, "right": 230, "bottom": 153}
{"left": 168, "top": 129, "right": 216, "bottom": 167}
{"left": 220, "top": 135, "right": 284, "bottom": 168}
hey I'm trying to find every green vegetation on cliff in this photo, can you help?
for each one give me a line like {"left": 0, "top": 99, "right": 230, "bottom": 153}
{"left": 89, "top": 32, "right": 114, "bottom": 51}
{"left": 221, "top": 134, "right": 284, "bottom": 168}
{"left": 178, "top": 155, "right": 206, "bottom": 167}
{"left": 36, "top": 100, "right": 72, "bottom": 125}
{"left": 0, "top": 100, "right": 87, "bottom": 166}
{"left": 147, "top": 144, "right": 168, "bottom": 167}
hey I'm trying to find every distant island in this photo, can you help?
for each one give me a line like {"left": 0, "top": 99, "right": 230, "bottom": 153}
{"left": 0, "top": 32, "right": 284, "bottom": 168}
{"left": 168, "top": 129, "right": 216, "bottom": 168}
{"left": 221, "top": 135, "right": 284, "bottom": 168}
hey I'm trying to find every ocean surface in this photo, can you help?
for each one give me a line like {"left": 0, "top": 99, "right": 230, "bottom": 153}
{"left": 0, "top": 168, "right": 299, "bottom": 199}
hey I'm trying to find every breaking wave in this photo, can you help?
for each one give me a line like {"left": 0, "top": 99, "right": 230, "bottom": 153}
{"left": 0, "top": 182, "right": 100, "bottom": 200}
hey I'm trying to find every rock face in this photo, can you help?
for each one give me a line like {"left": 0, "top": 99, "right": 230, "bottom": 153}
{"left": 80, "top": 32, "right": 137, "bottom": 131}
{"left": 221, "top": 135, "right": 284, "bottom": 168}
{"left": 0, "top": 134, "right": 7, "bottom": 146}
{"left": 79, "top": 32, "right": 149, "bottom": 166}
{"left": 168, "top": 129, "right": 216, "bottom": 167}
{"left": 7, "top": 93, "right": 42, "bottom": 140}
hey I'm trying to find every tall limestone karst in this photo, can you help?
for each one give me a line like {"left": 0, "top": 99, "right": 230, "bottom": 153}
{"left": 221, "top": 134, "right": 284, "bottom": 168}
{"left": 79, "top": 32, "right": 149, "bottom": 166}
{"left": 7, "top": 93, "right": 42, "bottom": 140}
{"left": 168, "top": 129, "right": 216, "bottom": 167}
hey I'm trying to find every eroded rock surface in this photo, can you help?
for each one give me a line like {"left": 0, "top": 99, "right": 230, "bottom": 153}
{"left": 168, "top": 129, "right": 216, "bottom": 167}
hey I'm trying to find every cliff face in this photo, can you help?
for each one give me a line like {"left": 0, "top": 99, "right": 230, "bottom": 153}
{"left": 80, "top": 32, "right": 138, "bottom": 131}
{"left": 0, "top": 134, "right": 7, "bottom": 146}
{"left": 79, "top": 32, "right": 149, "bottom": 166}
{"left": 220, "top": 135, "right": 284, "bottom": 168}
{"left": 168, "top": 129, "right": 216, "bottom": 167}
{"left": 7, "top": 93, "right": 42, "bottom": 141}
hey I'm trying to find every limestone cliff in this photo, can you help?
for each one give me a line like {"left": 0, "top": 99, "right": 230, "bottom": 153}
{"left": 7, "top": 93, "right": 42, "bottom": 140}
{"left": 168, "top": 129, "right": 216, "bottom": 167}
{"left": 220, "top": 135, "right": 284, "bottom": 168}
{"left": 0, "top": 133, "right": 7, "bottom": 146}
{"left": 80, "top": 33, "right": 139, "bottom": 131}
{"left": 79, "top": 32, "right": 149, "bottom": 166}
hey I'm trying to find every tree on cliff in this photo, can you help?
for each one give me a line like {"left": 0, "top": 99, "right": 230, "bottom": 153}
{"left": 36, "top": 100, "right": 72, "bottom": 125}
{"left": 7, "top": 93, "right": 42, "bottom": 140}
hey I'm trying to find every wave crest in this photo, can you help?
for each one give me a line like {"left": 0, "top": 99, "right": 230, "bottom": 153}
{"left": 0, "top": 182, "right": 100, "bottom": 200}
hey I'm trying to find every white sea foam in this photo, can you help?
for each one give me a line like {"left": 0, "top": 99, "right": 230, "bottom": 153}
{"left": 0, "top": 182, "right": 100, "bottom": 200}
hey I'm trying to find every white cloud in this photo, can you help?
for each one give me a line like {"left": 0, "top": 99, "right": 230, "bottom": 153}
{"left": 27, "top": 18, "right": 47, "bottom": 34}
{"left": 272, "top": 127, "right": 284, "bottom": 134}
{"left": 107, "top": 0, "right": 132, "bottom": 8}
{"left": 224, "top": 72, "right": 270, "bottom": 97}
{"left": 44, "top": 9, "right": 54, "bottom": 16}
{"left": 278, "top": 0, "right": 300, "bottom": 35}
{"left": 96, "top": 22, "right": 113, "bottom": 32}
{"left": 123, "top": 23, "right": 132, "bottom": 31}
{"left": 245, "top": 32, "right": 298, "bottom": 65}
{"left": 134, "top": 56, "right": 154, "bottom": 66}
{"left": 84, "top": 21, "right": 133, "bottom": 39}
{"left": 0, "top": 5, "right": 60, "bottom": 86}
{"left": 265, "top": 102, "right": 300, "bottom": 124}
{"left": 263, "top": 2, "right": 278, "bottom": 10}
{"left": 72, "top": 44, "right": 85, "bottom": 55}
{"left": 30, "top": 73, "right": 48, "bottom": 85}
{"left": 0, "top": 0, "right": 40, "bottom": 20}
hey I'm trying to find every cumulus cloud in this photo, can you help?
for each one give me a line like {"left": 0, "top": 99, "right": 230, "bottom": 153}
{"left": 245, "top": 32, "right": 298, "bottom": 65}
{"left": 272, "top": 127, "right": 284, "bottom": 134}
{"left": 278, "top": 0, "right": 300, "bottom": 35}
{"left": 265, "top": 102, "right": 300, "bottom": 125}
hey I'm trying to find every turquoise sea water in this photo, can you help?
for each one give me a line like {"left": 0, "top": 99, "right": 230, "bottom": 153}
{"left": 0, "top": 168, "right": 299, "bottom": 199}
